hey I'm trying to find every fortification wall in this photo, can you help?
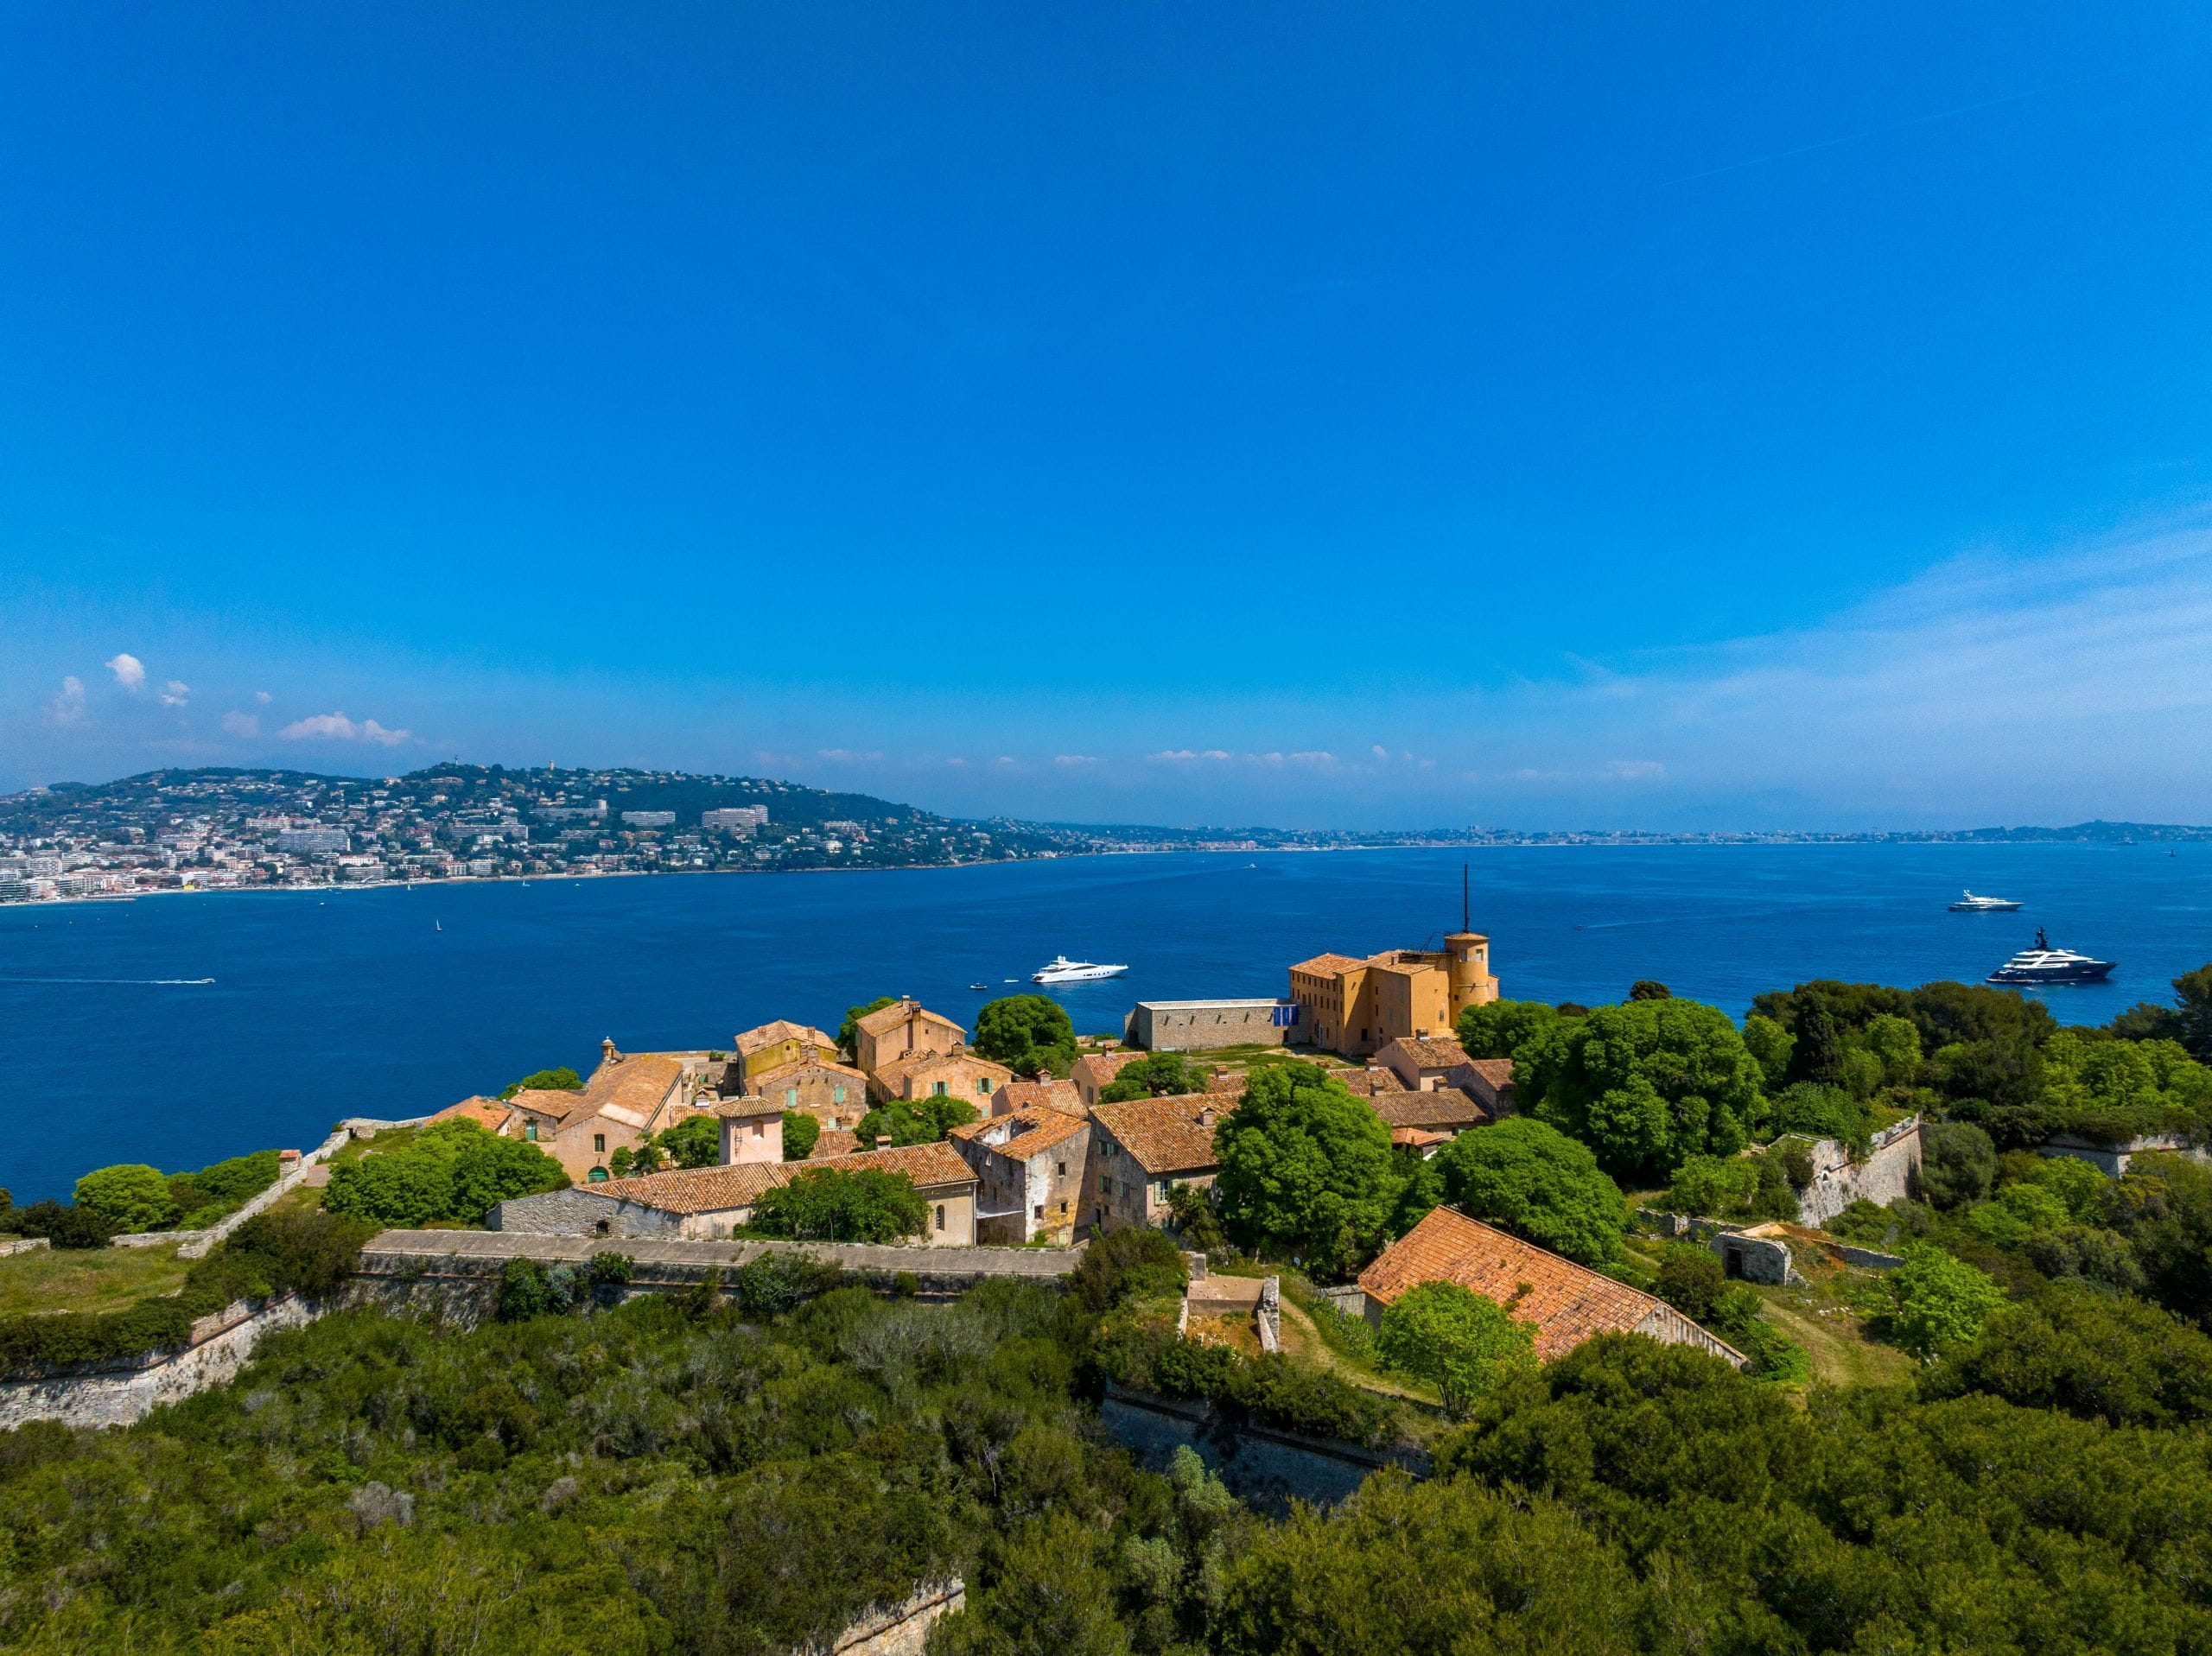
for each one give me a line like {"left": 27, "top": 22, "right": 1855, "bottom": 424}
{"left": 0, "top": 1292, "right": 324, "bottom": 1431}
{"left": 1796, "top": 1118, "right": 1923, "bottom": 1228}
{"left": 1101, "top": 1385, "right": 1427, "bottom": 1515}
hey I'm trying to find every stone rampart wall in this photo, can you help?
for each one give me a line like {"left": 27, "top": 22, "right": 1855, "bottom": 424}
{"left": 1796, "top": 1118, "right": 1923, "bottom": 1228}
{"left": 825, "top": 1581, "right": 967, "bottom": 1655}
{"left": 1101, "top": 1385, "right": 1427, "bottom": 1516}
{"left": 0, "top": 1292, "right": 324, "bottom": 1431}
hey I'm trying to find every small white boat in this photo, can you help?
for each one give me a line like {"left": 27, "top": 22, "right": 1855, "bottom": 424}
{"left": 1948, "top": 890, "right": 2024, "bottom": 912}
{"left": 1032, "top": 955, "right": 1129, "bottom": 985}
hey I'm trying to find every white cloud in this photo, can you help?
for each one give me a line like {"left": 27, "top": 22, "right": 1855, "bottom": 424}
{"left": 1148, "top": 749, "right": 1234, "bottom": 764}
{"left": 160, "top": 680, "right": 190, "bottom": 708}
{"left": 221, "top": 711, "right": 260, "bottom": 737}
{"left": 815, "top": 748, "right": 883, "bottom": 764}
{"left": 1053, "top": 754, "right": 1099, "bottom": 766}
{"left": 280, "top": 711, "right": 413, "bottom": 746}
{"left": 1371, "top": 745, "right": 1390, "bottom": 763}
{"left": 1608, "top": 759, "right": 1665, "bottom": 781}
{"left": 1288, "top": 751, "right": 1336, "bottom": 766}
{"left": 45, "top": 676, "right": 86, "bottom": 726}
{"left": 253, "top": 689, "right": 272, "bottom": 704}
{"left": 994, "top": 756, "right": 1016, "bottom": 767}
{"left": 105, "top": 653, "right": 145, "bottom": 692}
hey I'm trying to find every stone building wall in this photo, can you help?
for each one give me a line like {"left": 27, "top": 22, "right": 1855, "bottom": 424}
{"left": 487, "top": 1186, "right": 690, "bottom": 1237}
{"left": 1795, "top": 1118, "right": 1923, "bottom": 1228}
{"left": 1132, "top": 999, "right": 1295, "bottom": 1052}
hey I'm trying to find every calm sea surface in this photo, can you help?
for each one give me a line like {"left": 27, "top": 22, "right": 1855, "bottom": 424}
{"left": 3, "top": 843, "right": 2209, "bottom": 1200}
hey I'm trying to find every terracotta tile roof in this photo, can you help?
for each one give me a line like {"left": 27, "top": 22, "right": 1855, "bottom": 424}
{"left": 510, "top": 1085, "right": 591, "bottom": 1124}
{"left": 588, "top": 1138, "right": 975, "bottom": 1215}
{"left": 1368, "top": 1089, "right": 1487, "bottom": 1129}
{"left": 1290, "top": 952, "right": 1364, "bottom": 978}
{"left": 1358, "top": 1208, "right": 1745, "bottom": 1367}
{"left": 995, "top": 1079, "right": 1083, "bottom": 1117}
{"left": 954, "top": 1106, "right": 1088, "bottom": 1161}
{"left": 579, "top": 1051, "right": 687, "bottom": 1120}
{"left": 833, "top": 1139, "right": 978, "bottom": 1190}
{"left": 1460, "top": 1058, "right": 1516, "bottom": 1089}
{"left": 715, "top": 1095, "right": 786, "bottom": 1120}
{"left": 1072, "top": 1050, "right": 1143, "bottom": 1084}
{"left": 855, "top": 999, "right": 963, "bottom": 1039}
{"left": 433, "top": 1095, "right": 514, "bottom": 1133}
{"left": 809, "top": 1129, "right": 860, "bottom": 1159}
{"left": 1392, "top": 1127, "right": 1452, "bottom": 1149}
{"left": 746, "top": 1054, "right": 868, "bottom": 1090}
{"left": 1090, "top": 1092, "right": 1241, "bottom": 1176}
{"left": 734, "top": 1020, "right": 835, "bottom": 1055}
{"left": 592, "top": 1161, "right": 793, "bottom": 1215}
{"left": 1388, "top": 1037, "right": 1471, "bottom": 1069}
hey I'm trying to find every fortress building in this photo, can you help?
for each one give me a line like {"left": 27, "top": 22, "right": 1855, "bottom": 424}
{"left": 1287, "top": 930, "right": 1498, "bottom": 1056}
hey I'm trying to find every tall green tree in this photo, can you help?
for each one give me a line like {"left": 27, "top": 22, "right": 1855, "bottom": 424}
{"left": 1454, "top": 999, "right": 1575, "bottom": 1064}
{"left": 1534, "top": 998, "right": 1768, "bottom": 1181}
{"left": 1431, "top": 1118, "right": 1625, "bottom": 1265}
{"left": 1376, "top": 1281, "right": 1537, "bottom": 1418}
{"left": 749, "top": 1166, "right": 928, "bottom": 1242}
{"left": 972, "top": 995, "right": 1077, "bottom": 1075}
{"left": 1213, "top": 1062, "right": 1398, "bottom": 1277}
{"left": 781, "top": 1111, "right": 821, "bottom": 1160}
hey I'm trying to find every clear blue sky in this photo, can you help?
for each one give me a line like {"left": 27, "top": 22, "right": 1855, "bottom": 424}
{"left": 4, "top": 3, "right": 2209, "bottom": 828}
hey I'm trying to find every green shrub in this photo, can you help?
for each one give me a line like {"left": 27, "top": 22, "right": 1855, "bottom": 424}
{"left": 750, "top": 1168, "right": 929, "bottom": 1243}
{"left": 1654, "top": 1244, "right": 1726, "bottom": 1323}
{"left": 499, "top": 1066, "right": 582, "bottom": 1100}
{"left": 781, "top": 1111, "right": 821, "bottom": 1160}
{"left": 1376, "top": 1281, "right": 1537, "bottom": 1418}
{"left": 3, "top": 1200, "right": 116, "bottom": 1248}
{"left": 1884, "top": 1245, "right": 2007, "bottom": 1357}
{"left": 1070, "top": 1227, "right": 1187, "bottom": 1313}
{"left": 587, "top": 1250, "right": 634, "bottom": 1285}
{"left": 73, "top": 1164, "right": 178, "bottom": 1233}
{"left": 498, "top": 1258, "right": 555, "bottom": 1321}
{"left": 323, "top": 1119, "right": 567, "bottom": 1226}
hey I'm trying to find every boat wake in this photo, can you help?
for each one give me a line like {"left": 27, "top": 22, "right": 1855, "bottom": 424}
{"left": 0, "top": 976, "right": 217, "bottom": 986}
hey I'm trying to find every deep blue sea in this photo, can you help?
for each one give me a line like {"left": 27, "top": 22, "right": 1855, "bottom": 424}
{"left": 3, "top": 843, "right": 2209, "bottom": 1200}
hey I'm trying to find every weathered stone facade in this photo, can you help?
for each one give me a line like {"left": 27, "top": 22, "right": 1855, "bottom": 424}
{"left": 487, "top": 1185, "right": 689, "bottom": 1238}
{"left": 1130, "top": 999, "right": 1297, "bottom": 1052}
{"left": 0, "top": 1292, "right": 324, "bottom": 1431}
{"left": 2040, "top": 1131, "right": 2212, "bottom": 1177}
{"left": 1795, "top": 1117, "right": 1924, "bottom": 1228}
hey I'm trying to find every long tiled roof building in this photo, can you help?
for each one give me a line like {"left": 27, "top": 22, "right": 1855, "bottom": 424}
{"left": 1358, "top": 1207, "right": 1747, "bottom": 1368}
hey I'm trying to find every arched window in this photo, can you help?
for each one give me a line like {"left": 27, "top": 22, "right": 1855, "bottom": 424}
{"left": 588, "top": 1166, "right": 608, "bottom": 1183}
{"left": 935, "top": 1204, "right": 946, "bottom": 1232}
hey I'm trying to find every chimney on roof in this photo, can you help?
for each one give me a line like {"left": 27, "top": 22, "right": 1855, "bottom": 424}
{"left": 1198, "top": 1106, "right": 1218, "bottom": 1128}
{"left": 1211, "top": 1067, "right": 1233, "bottom": 1088}
{"left": 874, "top": 1134, "right": 891, "bottom": 1149}
{"left": 602, "top": 1037, "right": 623, "bottom": 1065}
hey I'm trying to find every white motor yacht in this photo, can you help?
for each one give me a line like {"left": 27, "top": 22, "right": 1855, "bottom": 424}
{"left": 1032, "top": 955, "right": 1128, "bottom": 985}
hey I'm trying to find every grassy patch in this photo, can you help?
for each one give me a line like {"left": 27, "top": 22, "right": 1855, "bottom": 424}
{"left": 0, "top": 1243, "right": 193, "bottom": 1317}
{"left": 1748, "top": 1280, "right": 1916, "bottom": 1390}
{"left": 324, "top": 1125, "right": 417, "bottom": 1167}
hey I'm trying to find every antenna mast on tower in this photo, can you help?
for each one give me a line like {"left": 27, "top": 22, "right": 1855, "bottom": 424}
{"left": 1462, "top": 862, "right": 1470, "bottom": 933}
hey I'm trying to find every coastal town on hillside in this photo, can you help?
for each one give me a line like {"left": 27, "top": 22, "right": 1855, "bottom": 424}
{"left": 6, "top": 762, "right": 2209, "bottom": 904}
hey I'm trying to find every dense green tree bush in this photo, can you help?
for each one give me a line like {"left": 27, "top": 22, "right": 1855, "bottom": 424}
{"left": 973, "top": 994, "right": 1077, "bottom": 1075}
{"left": 1533, "top": 998, "right": 1767, "bottom": 1180}
{"left": 1070, "top": 1226, "right": 1187, "bottom": 1313}
{"left": 1430, "top": 1118, "right": 1624, "bottom": 1265}
{"left": 324, "top": 1120, "right": 568, "bottom": 1226}
{"left": 1921, "top": 1120, "right": 1998, "bottom": 1209}
{"left": 2, "top": 1199, "right": 115, "bottom": 1248}
{"left": 499, "top": 1064, "right": 582, "bottom": 1099}
{"left": 1662, "top": 1145, "right": 1798, "bottom": 1222}
{"left": 1376, "top": 1281, "right": 1536, "bottom": 1418}
{"left": 1097, "top": 1053, "right": 1208, "bottom": 1103}
{"left": 1923, "top": 1285, "right": 2212, "bottom": 1427}
{"left": 1453, "top": 998, "right": 1576, "bottom": 1065}
{"left": 1767, "top": 1081, "right": 1871, "bottom": 1148}
{"left": 2098, "top": 1151, "right": 2212, "bottom": 1325}
{"left": 855, "top": 1094, "right": 979, "bottom": 1147}
{"left": 1213, "top": 1063, "right": 1397, "bottom": 1277}
{"left": 1654, "top": 1242, "right": 1727, "bottom": 1323}
{"left": 1883, "top": 1244, "right": 2008, "bottom": 1356}
{"left": 72, "top": 1163, "right": 177, "bottom": 1232}
{"left": 749, "top": 1167, "right": 929, "bottom": 1242}
{"left": 781, "top": 1110, "right": 821, "bottom": 1159}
